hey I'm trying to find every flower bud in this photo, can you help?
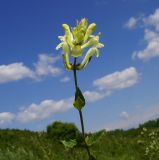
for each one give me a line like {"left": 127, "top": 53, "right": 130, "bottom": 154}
{"left": 79, "top": 18, "right": 88, "bottom": 30}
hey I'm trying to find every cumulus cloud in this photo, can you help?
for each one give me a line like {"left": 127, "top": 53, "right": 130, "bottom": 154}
{"left": 119, "top": 111, "right": 129, "bottom": 120}
{"left": 84, "top": 67, "right": 139, "bottom": 103}
{"left": 0, "top": 54, "right": 62, "bottom": 84}
{"left": 144, "top": 8, "right": 159, "bottom": 31}
{"left": 60, "top": 76, "right": 70, "bottom": 82}
{"left": 131, "top": 8, "right": 159, "bottom": 60}
{"left": 16, "top": 67, "right": 139, "bottom": 123}
{"left": 84, "top": 90, "right": 111, "bottom": 103}
{"left": 93, "top": 67, "right": 139, "bottom": 91}
{"left": 34, "top": 54, "right": 62, "bottom": 77}
{"left": 16, "top": 98, "right": 73, "bottom": 123}
{"left": 0, "top": 112, "right": 15, "bottom": 125}
{"left": 124, "top": 17, "right": 138, "bottom": 29}
{"left": 1, "top": 66, "right": 139, "bottom": 124}
{"left": 132, "top": 29, "right": 159, "bottom": 60}
{"left": 0, "top": 63, "right": 34, "bottom": 84}
{"left": 16, "top": 90, "right": 109, "bottom": 123}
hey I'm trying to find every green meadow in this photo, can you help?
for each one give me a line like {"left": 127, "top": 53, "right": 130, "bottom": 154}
{"left": 0, "top": 119, "right": 159, "bottom": 160}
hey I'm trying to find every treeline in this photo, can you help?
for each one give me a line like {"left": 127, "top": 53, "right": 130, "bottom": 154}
{"left": 139, "top": 118, "right": 159, "bottom": 128}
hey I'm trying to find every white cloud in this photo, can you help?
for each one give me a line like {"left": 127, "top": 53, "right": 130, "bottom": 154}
{"left": 0, "top": 54, "right": 62, "bottom": 84}
{"left": 132, "top": 8, "right": 159, "bottom": 60}
{"left": 124, "top": 17, "right": 138, "bottom": 29}
{"left": 16, "top": 98, "right": 73, "bottom": 123}
{"left": 16, "top": 91, "right": 109, "bottom": 123}
{"left": 84, "top": 90, "right": 111, "bottom": 103}
{"left": 119, "top": 111, "right": 129, "bottom": 120}
{"left": 0, "top": 112, "right": 15, "bottom": 125}
{"left": 0, "top": 63, "right": 34, "bottom": 84}
{"left": 34, "top": 54, "right": 62, "bottom": 77}
{"left": 60, "top": 76, "right": 70, "bottom": 82}
{"left": 132, "top": 29, "right": 159, "bottom": 60}
{"left": 15, "top": 67, "right": 139, "bottom": 124}
{"left": 93, "top": 67, "right": 139, "bottom": 91}
{"left": 0, "top": 66, "right": 139, "bottom": 124}
{"left": 144, "top": 8, "right": 159, "bottom": 31}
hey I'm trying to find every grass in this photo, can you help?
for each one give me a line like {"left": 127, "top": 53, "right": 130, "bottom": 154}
{"left": 0, "top": 119, "right": 159, "bottom": 160}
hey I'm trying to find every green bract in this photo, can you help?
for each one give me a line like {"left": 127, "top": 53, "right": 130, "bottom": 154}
{"left": 56, "top": 18, "right": 104, "bottom": 70}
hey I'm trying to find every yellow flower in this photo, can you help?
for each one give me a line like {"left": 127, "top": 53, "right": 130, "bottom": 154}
{"left": 56, "top": 18, "right": 104, "bottom": 70}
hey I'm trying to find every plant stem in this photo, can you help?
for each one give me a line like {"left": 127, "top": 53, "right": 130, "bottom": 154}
{"left": 73, "top": 58, "right": 91, "bottom": 159}
{"left": 73, "top": 58, "right": 78, "bottom": 91}
{"left": 79, "top": 110, "right": 85, "bottom": 137}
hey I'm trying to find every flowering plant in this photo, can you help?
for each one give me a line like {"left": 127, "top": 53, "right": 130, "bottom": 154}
{"left": 56, "top": 18, "right": 104, "bottom": 70}
{"left": 56, "top": 18, "right": 104, "bottom": 160}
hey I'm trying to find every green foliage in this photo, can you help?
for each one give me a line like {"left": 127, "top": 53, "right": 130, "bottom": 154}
{"left": 61, "top": 139, "right": 77, "bottom": 150}
{"left": 0, "top": 119, "right": 159, "bottom": 160}
{"left": 47, "top": 121, "right": 80, "bottom": 141}
{"left": 85, "top": 130, "right": 105, "bottom": 147}
{"left": 139, "top": 118, "right": 159, "bottom": 128}
{"left": 138, "top": 127, "right": 159, "bottom": 160}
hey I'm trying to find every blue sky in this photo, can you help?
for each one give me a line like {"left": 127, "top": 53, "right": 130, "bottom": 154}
{"left": 0, "top": 0, "right": 159, "bottom": 131}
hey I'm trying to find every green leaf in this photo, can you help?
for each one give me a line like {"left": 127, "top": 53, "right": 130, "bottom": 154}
{"left": 85, "top": 130, "right": 105, "bottom": 147}
{"left": 61, "top": 139, "right": 77, "bottom": 150}
{"left": 73, "top": 87, "right": 85, "bottom": 110}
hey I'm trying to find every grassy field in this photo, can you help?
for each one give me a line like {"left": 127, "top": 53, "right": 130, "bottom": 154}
{"left": 0, "top": 119, "right": 159, "bottom": 160}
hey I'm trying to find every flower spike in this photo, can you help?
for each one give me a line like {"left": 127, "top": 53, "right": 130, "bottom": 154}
{"left": 56, "top": 18, "right": 104, "bottom": 70}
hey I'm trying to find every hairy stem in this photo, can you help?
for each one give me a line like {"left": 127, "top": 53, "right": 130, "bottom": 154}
{"left": 73, "top": 58, "right": 91, "bottom": 159}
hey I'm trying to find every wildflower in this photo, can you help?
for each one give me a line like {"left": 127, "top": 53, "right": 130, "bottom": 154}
{"left": 56, "top": 18, "right": 104, "bottom": 70}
